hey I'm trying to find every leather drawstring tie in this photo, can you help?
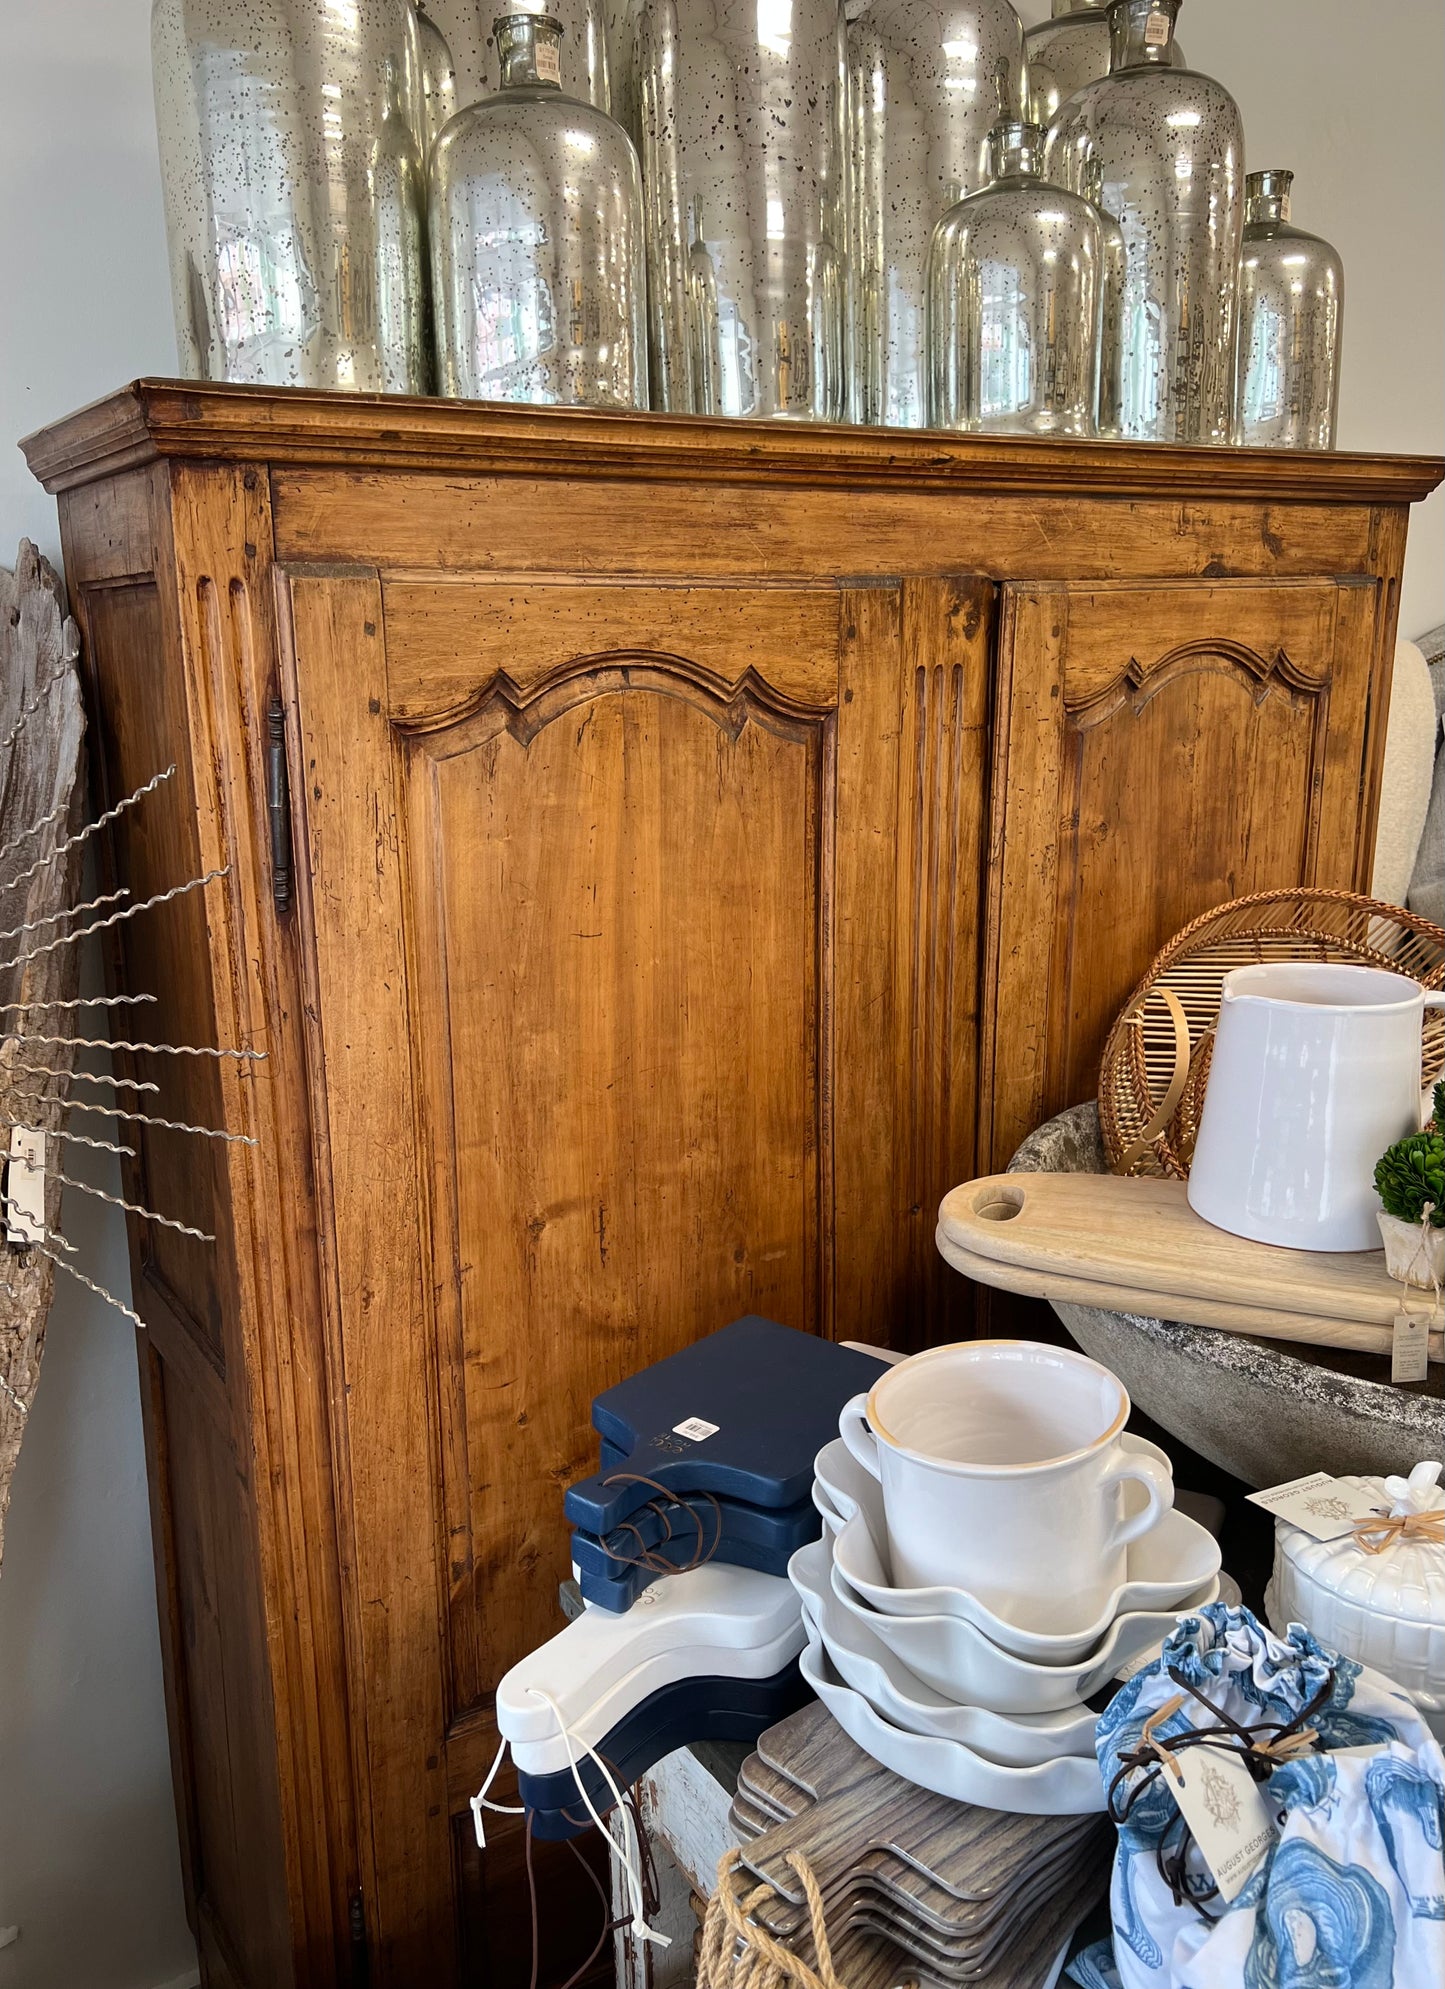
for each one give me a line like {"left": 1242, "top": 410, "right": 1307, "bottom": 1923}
{"left": 1108, "top": 1664, "right": 1334, "bottom": 1918}
{"left": 597, "top": 1472, "right": 726, "bottom": 1575}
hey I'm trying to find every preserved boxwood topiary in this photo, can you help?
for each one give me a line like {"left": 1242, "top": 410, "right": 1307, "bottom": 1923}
{"left": 1374, "top": 1079, "right": 1445, "bottom": 1227}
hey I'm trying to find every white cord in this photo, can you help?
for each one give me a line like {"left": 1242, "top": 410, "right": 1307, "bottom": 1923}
{"left": 469, "top": 1733, "right": 525, "bottom": 1849}
{"left": 526, "top": 1685, "right": 671, "bottom": 1950}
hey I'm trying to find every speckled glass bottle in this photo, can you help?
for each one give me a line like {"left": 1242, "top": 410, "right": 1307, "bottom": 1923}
{"left": 430, "top": 13, "right": 647, "bottom": 406}
{"left": 927, "top": 121, "right": 1102, "bottom": 435}
{"left": 1045, "top": 0, "right": 1244, "bottom": 445}
{"left": 1234, "top": 170, "right": 1343, "bottom": 450}
{"left": 420, "top": 0, "right": 612, "bottom": 113}
{"left": 1024, "top": 0, "right": 1184, "bottom": 129}
{"left": 636, "top": 0, "right": 847, "bottom": 419}
{"left": 412, "top": 6, "right": 460, "bottom": 156}
{"left": 848, "top": 0, "right": 1028, "bottom": 428}
{"left": 152, "top": 0, "right": 432, "bottom": 391}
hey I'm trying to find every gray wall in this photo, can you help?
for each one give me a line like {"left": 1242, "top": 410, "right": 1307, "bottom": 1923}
{"left": 0, "top": 4, "right": 1442, "bottom": 1987}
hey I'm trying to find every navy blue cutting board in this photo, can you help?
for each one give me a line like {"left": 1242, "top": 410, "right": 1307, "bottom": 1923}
{"left": 575, "top": 1529, "right": 794, "bottom": 1611}
{"left": 518, "top": 1661, "right": 810, "bottom": 1838}
{"left": 565, "top": 1318, "right": 889, "bottom": 1534}
{"left": 570, "top": 1487, "right": 818, "bottom": 1579}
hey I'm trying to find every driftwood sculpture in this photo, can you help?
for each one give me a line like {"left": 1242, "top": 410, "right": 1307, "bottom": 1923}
{"left": 0, "top": 543, "right": 264, "bottom": 1573}
{"left": 0, "top": 542, "right": 85, "bottom": 1563}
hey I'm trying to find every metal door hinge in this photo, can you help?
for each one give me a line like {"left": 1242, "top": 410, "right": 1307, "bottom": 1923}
{"left": 267, "top": 692, "right": 293, "bottom": 918}
{"left": 349, "top": 1889, "right": 369, "bottom": 1985}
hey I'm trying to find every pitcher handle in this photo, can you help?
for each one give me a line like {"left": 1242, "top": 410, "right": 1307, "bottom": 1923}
{"left": 1102, "top": 1450, "right": 1174, "bottom": 1555}
{"left": 838, "top": 1394, "right": 883, "bottom": 1484}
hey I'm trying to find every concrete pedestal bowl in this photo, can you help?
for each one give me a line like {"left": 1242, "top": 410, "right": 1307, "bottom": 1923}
{"left": 1007, "top": 1105, "right": 1442, "bottom": 1489}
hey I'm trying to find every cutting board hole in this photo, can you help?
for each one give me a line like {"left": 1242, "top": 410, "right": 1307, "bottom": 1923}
{"left": 973, "top": 1185, "right": 1025, "bottom": 1222}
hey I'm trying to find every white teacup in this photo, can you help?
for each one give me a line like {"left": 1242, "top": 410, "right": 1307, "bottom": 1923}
{"left": 838, "top": 1340, "right": 1172, "bottom": 1638}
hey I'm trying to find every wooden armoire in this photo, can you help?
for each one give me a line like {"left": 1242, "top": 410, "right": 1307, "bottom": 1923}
{"left": 22, "top": 383, "right": 1442, "bottom": 1987}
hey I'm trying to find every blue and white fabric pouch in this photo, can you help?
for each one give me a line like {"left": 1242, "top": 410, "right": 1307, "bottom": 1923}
{"left": 1071, "top": 1603, "right": 1445, "bottom": 1989}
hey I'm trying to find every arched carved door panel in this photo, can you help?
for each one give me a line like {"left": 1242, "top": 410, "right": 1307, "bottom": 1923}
{"left": 280, "top": 566, "right": 994, "bottom": 1975}
{"left": 982, "top": 575, "right": 1381, "bottom": 1167}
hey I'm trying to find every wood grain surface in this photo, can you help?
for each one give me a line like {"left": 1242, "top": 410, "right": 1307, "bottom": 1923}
{"left": 22, "top": 382, "right": 1437, "bottom": 1987}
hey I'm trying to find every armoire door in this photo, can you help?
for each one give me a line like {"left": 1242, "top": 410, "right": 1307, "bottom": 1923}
{"left": 981, "top": 575, "right": 1383, "bottom": 1168}
{"left": 279, "top": 567, "right": 991, "bottom": 1978}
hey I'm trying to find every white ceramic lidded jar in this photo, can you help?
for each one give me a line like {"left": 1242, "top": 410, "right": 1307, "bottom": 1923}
{"left": 1266, "top": 1464, "right": 1445, "bottom": 1744}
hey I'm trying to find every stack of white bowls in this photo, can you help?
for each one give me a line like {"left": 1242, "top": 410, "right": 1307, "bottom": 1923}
{"left": 791, "top": 1341, "right": 1224, "bottom": 1816}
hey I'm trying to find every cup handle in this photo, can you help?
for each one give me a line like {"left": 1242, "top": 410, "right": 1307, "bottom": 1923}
{"left": 838, "top": 1394, "right": 883, "bottom": 1484}
{"left": 1102, "top": 1451, "right": 1174, "bottom": 1555}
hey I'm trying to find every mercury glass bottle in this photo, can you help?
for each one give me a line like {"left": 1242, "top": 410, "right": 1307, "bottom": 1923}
{"left": 1045, "top": 0, "right": 1243, "bottom": 444}
{"left": 637, "top": 0, "right": 847, "bottom": 420}
{"left": 849, "top": 0, "right": 1028, "bottom": 427}
{"left": 1084, "top": 156, "right": 1126, "bottom": 436}
{"left": 151, "top": 0, "right": 431, "bottom": 391}
{"left": 927, "top": 121, "right": 1101, "bottom": 434}
{"left": 412, "top": 5, "right": 460, "bottom": 155}
{"left": 422, "top": 0, "right": 611, "bottom": 110}
{"left": 430, "top": 14, "right": 647, "bottom": 406}
{"left": 1234, "top": 170, "right": 1343, "bottom": 450}
{"left": 1024, "top": 0, "right": 1184, "bottom": 129}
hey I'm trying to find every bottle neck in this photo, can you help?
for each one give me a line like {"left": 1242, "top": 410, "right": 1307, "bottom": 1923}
{"left": 496, "top": 17, "right": 562, "bottom": 90}
{"left": 988, "top": 121, "right": 1044, "bottom": 181}
{"left": 1108, "top": 0, "right": 1181, "bottom": 70}
{"left": 1246, "top": 170, "right": 1293, "bottom": 225}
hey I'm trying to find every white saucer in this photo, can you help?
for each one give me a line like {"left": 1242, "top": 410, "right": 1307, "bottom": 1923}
{"left": 789, "top": 1538, "right": 1097, "bottom": 1762}
{"left": 817, "top": 1435, "right": 1219, "bottom": 1664}
{"left": 799, "top": 1635, "right": 1107, "bottom": 1815}
{"left": 828, "top": 1551, "right": 1220, "bottom": 1714}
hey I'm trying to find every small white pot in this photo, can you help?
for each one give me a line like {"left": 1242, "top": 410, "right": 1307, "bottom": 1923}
{"left": 1377, "top": 1210, "right": 1445, "bottom": 1290}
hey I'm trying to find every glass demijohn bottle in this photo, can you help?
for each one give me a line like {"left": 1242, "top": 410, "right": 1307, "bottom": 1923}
{"left": 151, "top": 0, "right": 432, "bottom": 391}
{"left": 635, "top": 0, "right": 848, "bottom": 421}
{"left": 1024, "top": 0, "right": 1184, "bottom": 129}
{"left": 418, "top": 0, "right": 612, "bottom": 113}
{"left": 1234, "top": 171, "right": 1343, "bottom": 450}
{"left": 430, "top": 13, "right": 647, "bottom": 407}
{"left": 927, "top": 120, "right": 1102, "bottom": 435}
{"left": 849, "top": 0, "right": 1029, "bottom": 428}
{"left": 1045, "top": 0, "right": 1244, "bottom": 445}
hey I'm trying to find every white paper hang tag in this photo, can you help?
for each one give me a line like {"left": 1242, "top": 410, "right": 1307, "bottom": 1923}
{"left": 1166, "top": 1743, "right": 1277, "bottom": 1904}
{"left": 1391, "top": 1311, "right": 1432, "bottom": 1386}
{"left": 5, "top": 1126, "right": 45, "bottom": 1245}
{"left": 1246, "top": 1471, "right": 1382, "bottom": 1542}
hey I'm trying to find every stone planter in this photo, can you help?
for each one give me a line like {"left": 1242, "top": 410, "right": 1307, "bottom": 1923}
{"left": 1377, "top": 1210, "right": 1445, "bottom": 1289}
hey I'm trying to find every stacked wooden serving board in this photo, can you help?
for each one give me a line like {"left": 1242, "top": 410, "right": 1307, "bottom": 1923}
{"left": 936, "top": 1173, "right": 1443, "bottom": 1361}
{"left": 728, "top": 1702, "right": 1110, "bottom": 1986}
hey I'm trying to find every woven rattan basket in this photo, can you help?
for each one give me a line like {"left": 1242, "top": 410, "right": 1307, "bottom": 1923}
{"left": 1099, "top": 888, "right": 1445, "bottom": 1179}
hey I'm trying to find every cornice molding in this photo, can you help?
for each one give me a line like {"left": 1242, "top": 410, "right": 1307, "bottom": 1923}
{"left": 21, "top": 380, "right": 1445, "bottom": 505}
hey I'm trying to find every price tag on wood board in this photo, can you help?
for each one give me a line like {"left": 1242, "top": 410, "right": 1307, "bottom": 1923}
{"left": 1392, "top": 1311, "right": 1432, "bottom": 1386}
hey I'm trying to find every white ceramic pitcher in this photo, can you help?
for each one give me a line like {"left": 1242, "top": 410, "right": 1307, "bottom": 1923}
{"left": 1188, "top": 962, "right": 1445, "bottom": 1252}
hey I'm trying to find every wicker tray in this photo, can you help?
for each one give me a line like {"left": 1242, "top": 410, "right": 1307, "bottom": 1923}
{"left": 1099, "top": 888, "right": 1445, "bottom": 1178}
